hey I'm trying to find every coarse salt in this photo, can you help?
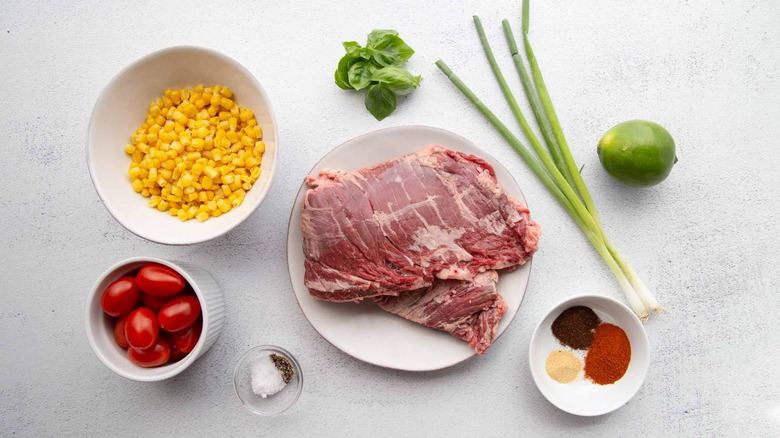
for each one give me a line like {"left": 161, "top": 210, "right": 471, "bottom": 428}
{"left": 250, "top": 354, "right": 286, "bottom": 398}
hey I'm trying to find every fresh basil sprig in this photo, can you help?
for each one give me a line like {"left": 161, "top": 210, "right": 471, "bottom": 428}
{"left": 334, "top": 29, "right": 422, "bottom": 120}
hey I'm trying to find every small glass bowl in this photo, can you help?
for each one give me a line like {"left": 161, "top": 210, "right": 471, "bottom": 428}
{"left": 233, "top": 345, "right": 303, "bottom": 415}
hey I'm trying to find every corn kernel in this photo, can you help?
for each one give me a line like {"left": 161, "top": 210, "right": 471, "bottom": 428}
{"left": 201, "top": 175, "right": 213, "bottom": 190}
{"left": 180, "top": 172, "right": 194, "bottom": 187}
{"left": 203, "top": 166, "right": 219, "bottom": 180}
{"left": 217, "top": 199, "right": 231, "bottom": 213}
{"left": 132, "top": 179, "right": 143, "bottom": 192}
{"left": 220, "top": 97, "right": 234, "bottom": 110}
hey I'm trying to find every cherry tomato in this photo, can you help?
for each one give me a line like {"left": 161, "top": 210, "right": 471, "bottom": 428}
{"left": 158, "top": 296, "right": 201, "bottom": 332}
{"left": 172, "top": 318, "right": 202, "bottom": 353}
{"left": 162, "top": 333, "right": 188, "bottom": 362}
{"left": 128, "top": 339, "right": 170, "bottom": 368}
{"left": 141, "top": 292, "right": 179, "bottom": 312}
{"left": 100, "top": 277, "right": 140, "bottom": 317}
{"left": 125, "top": 307, "right": 159, "bottom": 349}
{"left": 113, "top": 316, "right": 130, "bottom": 349}
{"left": 136, "top": 264, "right": 185, "bottom": 297}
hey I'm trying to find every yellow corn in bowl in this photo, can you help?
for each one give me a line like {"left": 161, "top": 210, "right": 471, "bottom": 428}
{"left": 87, "top": 47, "right": 278, "bottom": 245}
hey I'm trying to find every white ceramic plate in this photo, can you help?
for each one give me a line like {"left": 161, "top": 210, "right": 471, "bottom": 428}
{"left": 528, "top": 295, "right": 649, "bottom": 416}
{"left": 287, "top": 125, "right": 534, "bottom": 371}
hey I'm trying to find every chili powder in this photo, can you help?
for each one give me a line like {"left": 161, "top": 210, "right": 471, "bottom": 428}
{"left": 584, "top": 323, "right": 631, "bottom": 385}
{"left": 551, "top": 306, "right": 601, "bottom": 350}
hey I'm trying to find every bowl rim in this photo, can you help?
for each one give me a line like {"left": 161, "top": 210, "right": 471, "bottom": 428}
{"left": 233, "top": 345, "right": 304, "bottom": 416}
{"left": 85, "top": 45, "right": 279, "bottom": 245}
{"left": 527, "top": 294, "right": 650, "bottom": 416}
{"left": 85, "top": 256, "right": 215, "bottom": 381}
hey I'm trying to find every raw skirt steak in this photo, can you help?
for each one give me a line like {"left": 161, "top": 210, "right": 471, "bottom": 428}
{"left": 375, "top": 271, "right": 506, "bottom": 354}
{"left": 301, "top": 145, "right": 540, "bottom": 302}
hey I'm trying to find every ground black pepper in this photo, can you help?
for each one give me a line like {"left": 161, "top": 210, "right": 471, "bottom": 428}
{"left": 551, "top": 306, "right": 601, "bottom": 350}
{"left": 271, "top": 353, "right": 294, "bottom": 384}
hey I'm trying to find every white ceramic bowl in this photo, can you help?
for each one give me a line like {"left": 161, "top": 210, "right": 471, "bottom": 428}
{"left": 528, "top": 295, "right": 649, "bottom": 416}
{"left": 87, "top": 46, "right": 278, "bottom": 245}
{"left": 86, "top": 257, "right": 226, "bottom": 381}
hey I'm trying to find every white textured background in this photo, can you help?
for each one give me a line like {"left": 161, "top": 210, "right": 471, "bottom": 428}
{"left": 1, "top": 0, "right": 778, "bottom": 436}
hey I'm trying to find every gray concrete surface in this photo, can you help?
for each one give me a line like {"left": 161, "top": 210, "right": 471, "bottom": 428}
{"left": 1, "top": 0, "right": 778, "bottom": 436}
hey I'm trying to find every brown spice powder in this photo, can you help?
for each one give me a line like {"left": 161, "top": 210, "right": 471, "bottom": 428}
{"left": 551, "top": 306, "right": 601, "bottom": 350}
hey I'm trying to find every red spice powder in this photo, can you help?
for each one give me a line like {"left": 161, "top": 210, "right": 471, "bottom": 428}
{"left": 584, "top": 323, "right": 631, "bottom": 385}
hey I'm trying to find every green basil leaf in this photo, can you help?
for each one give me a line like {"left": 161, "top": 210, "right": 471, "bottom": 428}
{"left": 342, "top": 41, "right": 363, "bottom": 58}
{"left": 365, "top": 84, "right": 397, "bottom": 121}
{"left": 367, "top": 29, "right": 398, "bottom": 47}
{"left": 347, "top": 60, "right": 376, "bottom": 90}
{"left": 335, "top": 69, "right": 352, "bottom": 90}
{"left": 335, "top": 54, "right": 356, "bottom": 90}
{"left": 371, "top": 35, "right": 415, "bottom": 67}
{"left": 343, "top": 41, "right": 372, "bottom": 59}
{"left": 370, "top": 66, "right": 422, "bottom": 95}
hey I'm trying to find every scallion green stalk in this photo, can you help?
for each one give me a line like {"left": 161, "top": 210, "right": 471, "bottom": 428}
{"left": 501, "top": 19, "right": 574, "bottom": 189}
{"left": 473, "top": 16, "right": 562, "bottom": 183}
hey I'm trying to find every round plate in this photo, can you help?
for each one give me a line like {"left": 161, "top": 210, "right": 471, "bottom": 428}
{"left": 528, "top": 295, "right": 649, "bottom": 416}
{"left": 287, "top": 125, "right": 534, "bottom": 371}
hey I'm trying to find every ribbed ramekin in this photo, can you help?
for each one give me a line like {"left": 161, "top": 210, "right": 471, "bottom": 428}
{"left": 86, "top": 257, "right": 225, "bottom": 381}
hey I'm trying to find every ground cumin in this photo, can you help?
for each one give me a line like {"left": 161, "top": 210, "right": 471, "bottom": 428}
{"left": 551, "top": 306, "right": 601, "bottom": 350}
{"left": 584, "top": 323, "right": 631, "bottom": 385}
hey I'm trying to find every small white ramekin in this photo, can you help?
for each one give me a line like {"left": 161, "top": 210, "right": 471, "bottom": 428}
{"left": 86, "top": 257, "right": 225, "bottom": 381}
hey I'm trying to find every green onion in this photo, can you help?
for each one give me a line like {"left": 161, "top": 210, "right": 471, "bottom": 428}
{"left": 435, "top": 2, "right": 662, "bottom": 319}
{"left": 517, "top": 0, "right": 661, "bottom": 313}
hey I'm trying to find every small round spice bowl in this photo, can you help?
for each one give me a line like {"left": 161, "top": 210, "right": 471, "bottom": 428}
{"left": 528, "top": 295, "right": 649, "bottom": 416}
{"left": 233, "top": 345, "right": 303, "bottom": 416}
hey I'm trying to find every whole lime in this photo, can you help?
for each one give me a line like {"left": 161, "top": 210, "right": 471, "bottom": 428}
{"left": 597, "top": 120, "right": 677, "bottom": 187}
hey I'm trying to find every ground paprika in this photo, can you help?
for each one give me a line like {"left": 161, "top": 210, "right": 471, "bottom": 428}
{"left": 583, "top": 323, "right": 631, "bottom": 385}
